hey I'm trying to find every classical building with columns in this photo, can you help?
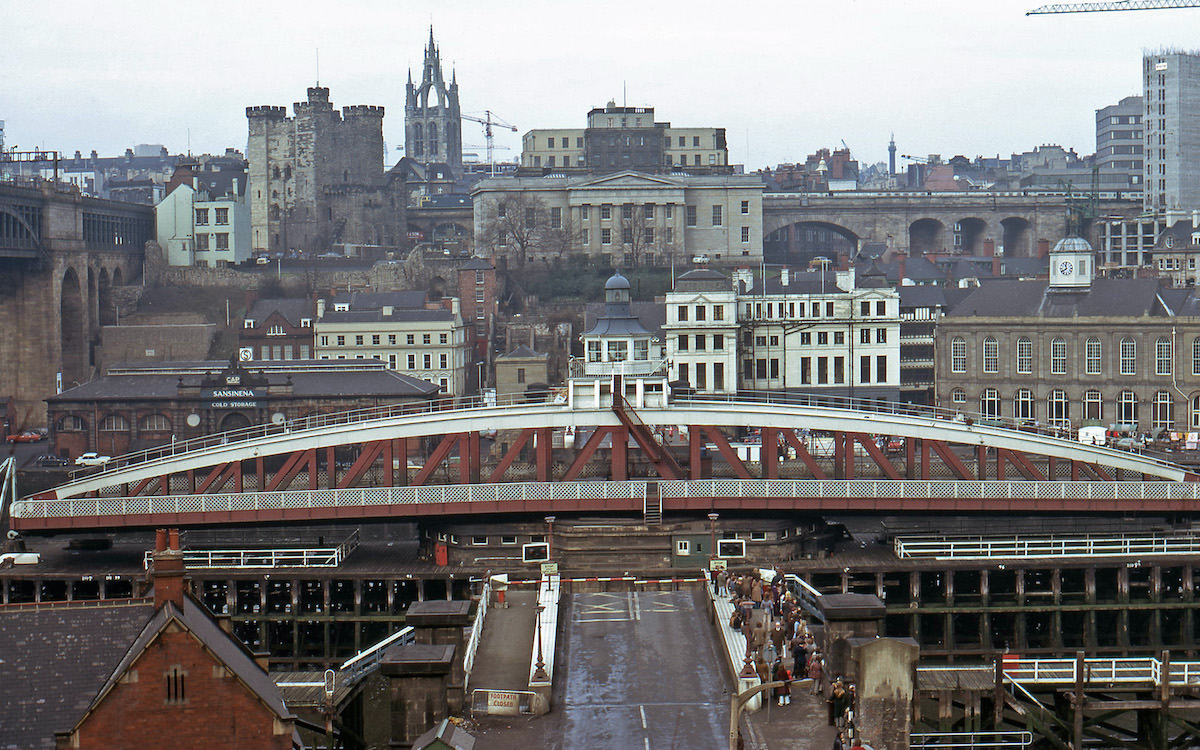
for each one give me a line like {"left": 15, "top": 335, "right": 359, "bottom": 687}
{"left": 471, "top": 171, "right": 763, "bottom": 267}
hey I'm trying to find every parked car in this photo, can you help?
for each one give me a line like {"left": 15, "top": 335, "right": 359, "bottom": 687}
{"left": 74, "top": 452, "right": 111, "bottom": 466}
{"left": 6, "top": 430, "right": 43, "bottom": 443}
{"left": 35, "top": 454, "right": 70, "bottom": 467}
{"left": 885, "top": 437, "right": 905, "bottom": 454}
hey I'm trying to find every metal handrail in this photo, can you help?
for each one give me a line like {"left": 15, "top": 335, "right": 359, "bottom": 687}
{"left": 897, "top": 532, "right": 1200, "bottom": 560}
{"left": 51, "top": 390, "right": 1188, "bottom": 496}
{"left": 463, "top": 579, "right": 491, "bottom": 685}
{"left": 17, "top": 479, "right": 1200, "bottom": 522}
{"left": 911, "top": 731, "right": 1034, "bottom": 749}
{"left": 340, "top": 625, "right": 416, "bottom": 681}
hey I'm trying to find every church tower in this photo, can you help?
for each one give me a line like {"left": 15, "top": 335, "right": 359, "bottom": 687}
{"left": 405, "top": 28, "right": 463, "bottom": 174}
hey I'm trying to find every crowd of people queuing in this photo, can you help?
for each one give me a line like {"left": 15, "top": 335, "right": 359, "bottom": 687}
{"left": 715, "top": 567, "right": 870, "bottom": 749}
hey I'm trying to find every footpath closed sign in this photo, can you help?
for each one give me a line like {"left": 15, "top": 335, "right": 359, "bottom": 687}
{"left": 486, "top": 690, "right": 521, "bottom": 715}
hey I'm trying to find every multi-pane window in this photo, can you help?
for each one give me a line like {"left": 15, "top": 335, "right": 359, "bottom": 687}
{"left": 1086, "top": 338, "right": 1102, "bottom": 375}
{"left": 1192, "top": 395, "right": 1200, "bottom": 429}
{"left": 1153, "top": 391, "right": 1174, "bottom": 430}
{"left": 587, "top": 341, "right": 601, "bottom": 362}
{"left": 100, "top": 414, "right": 129, "bottom": 431}
{"left": 951, "top": 389, "right": 966, "bottom": 404}
{"left": 1120, "top": 337, "right": 1137, "bottom": 375}
{"left": 1193, "top": 337, "right": 1200, "bottom": 376}
{"left": 140, "top": 414, "right": 171, "bottom": 431}
{"left": 711, "top": 205, "right": 723, "bottom": 227}
{"left": 685, "top": 205, "right": 697, "bottom": 227}
{"left": 982, "top": 337, "right": 998, "bottom": 373}
{"left": 981, "top": 388, "right": 1000, "bottom": 418}
{"left": 1016, "top": 337, "right": 1032, "bottom": 374}
{"left": 1118, "top": 390, "right": 1138, "bottom": 425}
{"left": 1084, "top": 390, "right": 1102, "bottom": 421}
{"left": 1014, "top": 389, "right": 1034, "bottom": 421}
{"left": 1050, "top": 337, "right": 1067, "bottom": 375}
{"left": 1048, "top": 389, "right": 1070, "bottom": 428}
{"left": 1156, "top": 336, "right": 1172, "bottom": 375}
{"left": 950, "top": 337, "right": 966, "bottom": 373}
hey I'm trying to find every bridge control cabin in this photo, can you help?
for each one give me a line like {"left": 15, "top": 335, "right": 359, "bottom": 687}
{"left": 568, "top": 271, "right": 670, "bottom": 409}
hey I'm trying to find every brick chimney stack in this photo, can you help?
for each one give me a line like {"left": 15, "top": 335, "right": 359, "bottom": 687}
{"left": 897, "top": 251, "right": 908, "bottom": 284}
{"left": 152, "top": 528, "right": 186, "bottom": 609}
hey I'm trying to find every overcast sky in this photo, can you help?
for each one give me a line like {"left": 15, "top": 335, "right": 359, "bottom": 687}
{"left": 2, "top": 0, "right": 1197, "bottom": 171}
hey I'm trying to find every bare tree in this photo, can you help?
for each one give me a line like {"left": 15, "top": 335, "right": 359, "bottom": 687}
{"left": 618, "top": 202, "right": 678, "bottom": 268}
{"left": 477, "top": 192, "right": 553, "bottom": 266}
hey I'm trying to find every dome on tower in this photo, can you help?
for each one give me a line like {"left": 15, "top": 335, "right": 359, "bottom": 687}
{"left": 1052, "top": 236, "right": 1093, "bottom": 254}
{"left": 605, "top": 271, "right": 631, "bottom": 290}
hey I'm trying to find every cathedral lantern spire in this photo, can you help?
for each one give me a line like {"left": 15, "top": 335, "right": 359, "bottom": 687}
{"left": 405, "top": 27, "right": 463, "bottom": 174}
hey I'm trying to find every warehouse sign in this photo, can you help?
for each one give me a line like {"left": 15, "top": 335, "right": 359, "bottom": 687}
{"left": 205, "top": 388, "right": 264, "bottom": 409}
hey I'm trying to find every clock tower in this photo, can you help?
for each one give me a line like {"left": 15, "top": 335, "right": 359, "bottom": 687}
{"left": 1048, "top": 236, "right": 1094, "bottom": 289}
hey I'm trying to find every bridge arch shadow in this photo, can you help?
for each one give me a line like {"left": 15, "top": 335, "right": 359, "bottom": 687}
{"left": 909, "top": 218, "right": 945, "bottom": 257}
{"left": 765, "top": 221, "right": 859, "bottom": 266}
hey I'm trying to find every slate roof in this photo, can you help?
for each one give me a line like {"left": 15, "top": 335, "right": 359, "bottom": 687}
{"left": 411, "top": 718, "right": 476, "bottom": 750}
{"left": 457, "top": 257, "right": 493, "bottom": 271}
{"left": 498, "top": 344, "right": 546, "bottom": 359}
{"left": 898, "top": 285, "right": 950, "bottom": 310}
{"left": 0, "top": 599, "right": 157, "bottom": 750}
{"left": 759, "top": 270, "right": 839, "bottom": 295}
{"left": 246, "top": 298, "right": 313, "bottom": 326}
{"left": 583, "top": 301, "right": 664, "bottom": 338}
{"left": 79, "top": 596, "right": 293, "bottom": 728}
{"left": 946, "top": 277, "right": 1172, "bottom": 318}
{"left": 320, "top": 308, "right": 453, "bottom": 324}
{"left": 49, "top": 362, "right": 441, "bottom": 402}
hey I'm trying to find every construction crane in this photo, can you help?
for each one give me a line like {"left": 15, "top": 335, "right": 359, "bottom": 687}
{"left": 1028, "top": 0, "right": 1200, "bottom": 14}
{"left": 461, "top": 111, "right": 517, "bottom": 176}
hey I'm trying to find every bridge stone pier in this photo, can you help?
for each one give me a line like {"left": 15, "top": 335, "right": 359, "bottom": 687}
{"left": 0, "top": 182, "right": 151, "bottom": 427}
{"left": 763, "top": 191, "right": 1143, "bottom": 259}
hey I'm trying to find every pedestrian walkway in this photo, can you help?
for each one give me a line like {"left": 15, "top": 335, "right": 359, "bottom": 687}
{"left": 708, "top": 576, "right": 845, "bottom": 749}
{"left": 467, "top": 588, "right": 538, "bottom": 693}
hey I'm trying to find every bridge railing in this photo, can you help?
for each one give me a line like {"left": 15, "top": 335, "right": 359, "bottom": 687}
{"left": 896, "top": 533, "right": 1200, "bottom": 560}
{"left": 68, "top": 392, "right": 549, "bottom": 480}
{"left": 339, "top": 625, "right": 416, "bottom": 682}
{"left": 17, "top": 479, "right": 1200, "bottom": 522}
{"left": 675, "top": 391, "right": 1185, "bottom": 474}
{"left": 56, "top": 389, "right": 1187, "bottom": 495}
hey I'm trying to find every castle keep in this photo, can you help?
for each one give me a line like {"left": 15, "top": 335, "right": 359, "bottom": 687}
{"left": 246, "top": 86, "right": 405, "bottom": 255}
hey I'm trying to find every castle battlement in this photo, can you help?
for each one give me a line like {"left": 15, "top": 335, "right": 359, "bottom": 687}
{"left": 343, "top": 105, "right": 386, "bottom": 118}
{"left": 246, "top": 106, "right": 287, "bottom": 119}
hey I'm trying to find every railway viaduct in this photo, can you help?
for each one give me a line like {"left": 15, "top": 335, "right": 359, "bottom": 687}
{"left": 0, "top": 182, "right": 152, "bottom": 428}
{"left": 763, "top": 190, "right": 1144, "bottom": 258}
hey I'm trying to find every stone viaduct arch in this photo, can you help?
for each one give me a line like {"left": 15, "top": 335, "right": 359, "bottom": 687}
{"left": 762, "top": 192, "right": 1142, "bottom": 261}
{"left": 0, "top": 183, "right": 151, "bottom": 425}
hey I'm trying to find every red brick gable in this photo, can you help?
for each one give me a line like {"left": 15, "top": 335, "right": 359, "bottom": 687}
{"left": 62, "top": 604, "right": 297, "bottom": 750}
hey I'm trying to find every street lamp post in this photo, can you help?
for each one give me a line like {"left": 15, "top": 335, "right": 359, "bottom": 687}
{"left": 708, "top": 511, "right": 719, "bottom": 562}
{"left": 533, "top": 604, "right": 548, "bottom": 681}
{"left": 708, "top": 511, "right": 720, "bottom": 595}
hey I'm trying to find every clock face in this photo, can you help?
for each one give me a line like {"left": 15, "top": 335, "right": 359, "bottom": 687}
{"left": 1059, "top": 260, "right": 1073, "bottom": 275}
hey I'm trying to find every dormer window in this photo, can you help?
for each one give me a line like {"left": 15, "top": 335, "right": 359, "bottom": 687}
{"left": 243, "top": 319, "right": 255, "bottom": 329}
{"left": 334, "top": 303, "right": 350, "bottom": 312}
{"left": 300, "top": 318, "right": 312, "bottom": 328}
{"left": 267, "top": 325, "right": 286, "bottom": 336}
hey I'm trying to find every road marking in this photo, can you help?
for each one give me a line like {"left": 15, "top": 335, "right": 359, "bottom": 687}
{"left": 640, "top": 704, "right": 647, "bottom": 729}
{"left": 632, "top": 591, "right": 642, "bottom": 621}
{"left": 644, "top": 738, "right": 650, "bottom": 750}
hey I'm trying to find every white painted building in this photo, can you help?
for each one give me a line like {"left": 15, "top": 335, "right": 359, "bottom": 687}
{"left": 663, "top": 264, "right": 901, "bottom": 398}
{"left": 155, "top": 176, "right": 251, "bottom": 267}
{"left": 314, "top": 291, "right": 470, "bottom": 397}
